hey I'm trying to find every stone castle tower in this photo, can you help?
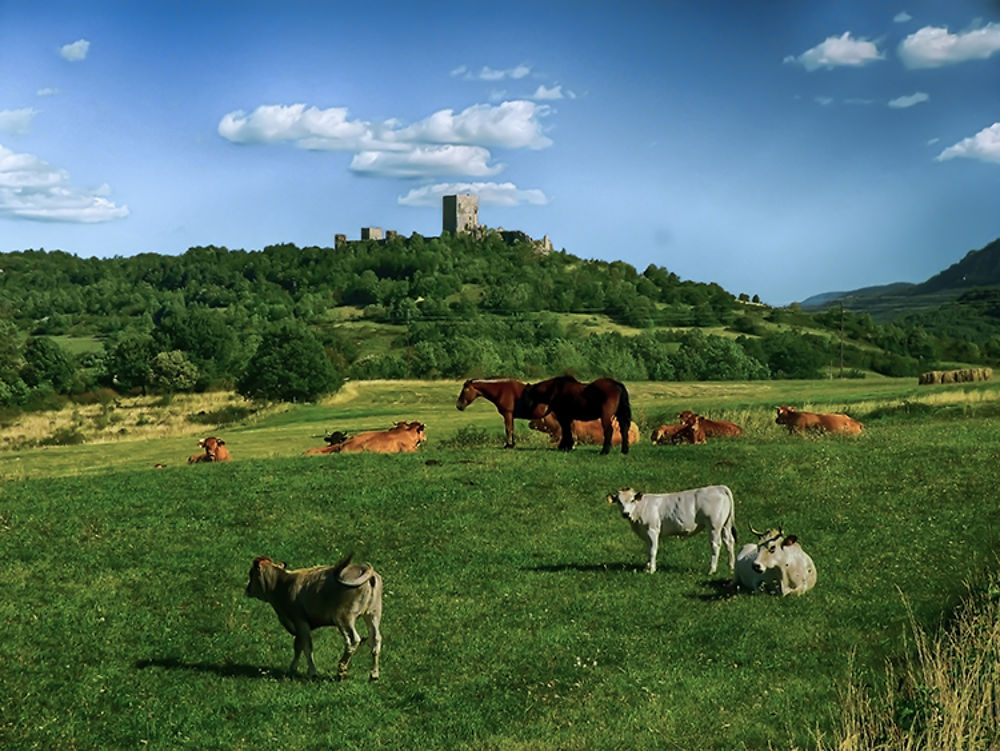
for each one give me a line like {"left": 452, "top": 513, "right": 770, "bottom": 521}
{"left": 442, "top": 194, "right": 479, "bottom": 235}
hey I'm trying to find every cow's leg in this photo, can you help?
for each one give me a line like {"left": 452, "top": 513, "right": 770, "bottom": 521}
{"left": 290, "top": 627, "right": 315, "bottom": 677}
{"left": 708, "top": 529, "right": 721, "bottom": 575}
{"left": 336, "top": 620, "right": 363, "bottom": 680}
{"left": 722, "top": 525, "right": 736, "bottom": 572}
{"left": 364, "top": 611, "right": 382, "bottom": 681}
{"left": 503, "top": 412, "right": 515, "bottom": 449}
{"left": 645, "top": 528, "right": 659, "bottom": 573}
{"left": 557, "top": 416, "right": 574, "bottom": 451}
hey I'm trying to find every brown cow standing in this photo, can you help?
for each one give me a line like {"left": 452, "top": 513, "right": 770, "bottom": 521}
{"left": 775, "top": 406, "right": 863, "bottom": 435}
{"left": 305, "top": 421, "right": 426, "bottom": 455}
{"left": 676, "top": 410, "right": 743, "bottom": 438}
{"left": 189, "top": 436, "right": 232, "bottom": 463}
{"left": 528, "top": 414, "right": 640, "bottom": 447}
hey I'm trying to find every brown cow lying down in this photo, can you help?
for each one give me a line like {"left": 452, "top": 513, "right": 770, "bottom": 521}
{"left": 245, "top": 554, "right": 383, "bottom": 680}
{"left": 676, "top": 410, "right": 743, "bottom": 437}
{"left": 650, "top": 423, "right": 686, "bottom": 444}
{"left": 188, "top": 436, "right": 232, "bottom": 463}
{"left": 674, "top": 414, "right": 707, "bottom": 444}
{"left": 304, "top": 421, "right": 426, "bottom": 455}
{"left": 528, "top": 413, "right": 640, "bottom": 446}
{"left": 775, "top": 406, "right": 863, "bottom": 435}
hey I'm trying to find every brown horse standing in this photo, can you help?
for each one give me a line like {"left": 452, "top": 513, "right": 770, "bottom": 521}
{"left": 455, "top": 379, "right": 543, "bottom": 448}
{"left": 521, "top": 376, "right": 632, "bottom": 455}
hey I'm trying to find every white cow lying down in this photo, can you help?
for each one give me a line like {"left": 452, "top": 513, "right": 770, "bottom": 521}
{"left": 734, "top": 526, "right": 816, "bottom": 596}
{"left": 607, "top": 485, "right": 736, "bottom": 574}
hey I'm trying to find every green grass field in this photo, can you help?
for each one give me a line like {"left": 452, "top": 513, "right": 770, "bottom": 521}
{"left": 2, "top": 378, "right": 999, "bottom": 749}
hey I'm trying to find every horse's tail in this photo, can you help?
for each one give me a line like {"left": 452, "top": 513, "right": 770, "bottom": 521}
{"left": 616, "top": 381, "right": 632, "bottom": 453}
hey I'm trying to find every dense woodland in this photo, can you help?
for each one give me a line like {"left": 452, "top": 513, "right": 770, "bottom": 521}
{"left": 2, "top": 232, "right": 999, "bottom": 407}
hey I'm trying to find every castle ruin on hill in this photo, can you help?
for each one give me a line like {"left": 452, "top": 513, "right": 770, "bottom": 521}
{"left": 334, "top": 194, "right": 552, "bottom": 253}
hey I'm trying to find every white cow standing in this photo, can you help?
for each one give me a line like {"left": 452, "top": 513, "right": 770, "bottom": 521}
{"left": 607, "top": 485, "right": 736, "bottom": 574}
{"left": 734, "top": 526, "right": 817, "bottom": 596}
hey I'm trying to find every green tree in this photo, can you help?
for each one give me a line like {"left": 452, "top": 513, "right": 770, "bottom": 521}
{"left": 237, "top": 322, "right": 343, "bottom": 402}
{"left": 150, "top": 350, "right": 200, "bottom": 393}
{"left": 21, "top": 337, "right": 76, "bottom": 392}
{"left": 103, "top": 334, "right": 157, "bottom": 394}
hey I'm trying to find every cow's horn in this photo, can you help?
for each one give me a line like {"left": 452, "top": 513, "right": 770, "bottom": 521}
{"left": 748, "top": 522, "right": 764, "bottom": 537}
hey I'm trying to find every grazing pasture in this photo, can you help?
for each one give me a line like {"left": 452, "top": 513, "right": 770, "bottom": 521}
{"left": 1, "top": 378, "right": 999, "bottom": 749}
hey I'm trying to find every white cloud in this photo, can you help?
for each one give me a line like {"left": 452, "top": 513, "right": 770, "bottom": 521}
{"left": 785, "top": 32, "right": 884, "bottom": 71}
{"left": 0, "top": 144, "right": 128, "bottom": 222}
{"left": 531, "top": 84, "right": 576, "bottom": 101}
{"left": 217, "top": 103, "right": 394, "bottom": 150}
{"left": 894, "top": 12, "right": 912, "bottom": 23}
{"left": 398, "top": 181, "right": 548, "bottom": 207}
{"left": 814, "top": 96, "right": 834, "bottom": 107}
{"left": 59, "top": 39, "right": 90, "bottom": 62}
{"left": 888, "top": 91, "right": 929, "bottom": 108}
{"left": 36, "top": 88, "right": 59, "bottom": 97}
{"left": 219, "top": 99, "right": 552, "bottom": 152}
{"left": 392, "top": 100, "right": 552, "bottom": 150}
{"left": 899, "top": 23, "right": 1000, "bottom": 68}
{"left": 936, "top": 122, "right": 1000, "bottom": 164}
{"left": 349, "top": 145, "right": 503, "bottom": 178}
{"left": 454, "top": 64, "right": 532, "bottom": 81}
{"left": 0, "top": 108, "right": 39, "bottom": 135}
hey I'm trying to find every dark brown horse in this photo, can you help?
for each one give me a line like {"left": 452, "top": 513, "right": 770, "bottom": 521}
{"left": 455, "top": 379, "right": 544, "bottom": 448}
{"left": 521, "top": 376, "right": 632, "bottom": 454}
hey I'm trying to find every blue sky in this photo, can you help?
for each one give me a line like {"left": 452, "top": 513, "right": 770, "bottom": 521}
{"left": 1, "top": 1, "right": 998, "bottom": 305}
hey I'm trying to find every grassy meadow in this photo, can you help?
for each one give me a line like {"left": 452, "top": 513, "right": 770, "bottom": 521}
{"left": 2, "top": 377, "right": 999, "bottom": 749}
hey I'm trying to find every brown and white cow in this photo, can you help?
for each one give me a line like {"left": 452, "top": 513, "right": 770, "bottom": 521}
{"left": 528, "top": 413, "right": 640, "bottom": 447}
{"left": 775, "top": 406, "right": 863, "bottom": 435}
{"left": 305, "top": 421, "right": 426, "bottom": 455}
{"left": 188, "top": 436, "right": 232, "bottom": 463}
{"left": 676, "top": 410, "right": 743, "bottom": 438}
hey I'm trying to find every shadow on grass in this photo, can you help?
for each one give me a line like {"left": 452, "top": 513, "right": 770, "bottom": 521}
{"left": 135, "top": 657, "right": 293, "bottom": 681}
{"left": 525, "top": 561, "right": 671, "bottom": 574}
{"left": 686, "top": 577, "right": 740, "bottom": 601}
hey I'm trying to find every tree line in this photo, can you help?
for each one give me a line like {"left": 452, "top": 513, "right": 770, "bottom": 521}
{"left": 1, "top": 234, "right": 995, "bottom": 406}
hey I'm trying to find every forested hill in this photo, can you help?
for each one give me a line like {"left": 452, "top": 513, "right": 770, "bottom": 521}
{"left": 1, "top": 232, "right": 998, "bottom": 406}
{"left": 0, "top": 233, "right": 735, "bottom": 335}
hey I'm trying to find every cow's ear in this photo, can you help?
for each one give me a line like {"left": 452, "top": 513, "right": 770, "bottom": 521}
{"left": 783, "top": 535, "right": 798, "bottom": 547}
{"left": 276, "top": 560, "right": 288, "bottom": 569}
{"left": 635, "top": 492, "right": 643, "bottom": 501}
{"left": 217, "top": 439, "right": 226, "bottom": 446}
{"left": 606, "top": 494, "right": 614, "bottom": 504}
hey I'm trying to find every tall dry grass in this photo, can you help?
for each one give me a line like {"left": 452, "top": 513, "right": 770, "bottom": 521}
{"left": 818, "top": 576, "right": 1000, "bottom": 750}
{"left": 0, "top": 392, "right": 282, "bottom": 449}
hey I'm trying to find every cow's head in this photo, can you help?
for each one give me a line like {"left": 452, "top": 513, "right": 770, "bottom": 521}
{"left": 677, "top": 410, "right": 697, "bottom": 423}
{"left": 607, "top": 487, "right": 642, "bottom": 518}
{"left": 751, "top": 528, "right": 799, "bottom": 573}
{"left": 198, "top": 436, "right": 225, "bottom": 460}
{"left": 245, "top": 556, "right": 287, "bottom": 599}
{"left": 775, "top": 406, "right": 795, "bottom": 425}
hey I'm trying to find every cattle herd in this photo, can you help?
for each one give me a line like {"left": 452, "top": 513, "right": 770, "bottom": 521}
{"left": 175, "top": 377, "right": 861, "bottom": 679}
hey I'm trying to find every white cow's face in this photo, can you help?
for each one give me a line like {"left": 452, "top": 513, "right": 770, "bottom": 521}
{"left": 608, "top": 487, "right": 640, "bottom": 517}
{"left": 752, "top": 534, "right": 790, "bottom": 573}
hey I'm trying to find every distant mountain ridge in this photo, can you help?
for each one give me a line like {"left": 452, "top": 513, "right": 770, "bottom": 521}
{"left": 799, "top": 237, "right": 1000, "bottom": 318}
